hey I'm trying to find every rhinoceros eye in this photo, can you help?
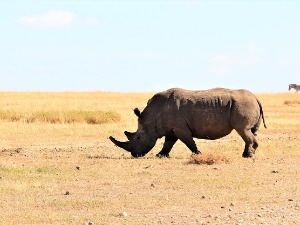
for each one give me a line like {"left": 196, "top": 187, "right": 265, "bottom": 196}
{"left": 136, "top": 136, "right": 141, "bottom": 142}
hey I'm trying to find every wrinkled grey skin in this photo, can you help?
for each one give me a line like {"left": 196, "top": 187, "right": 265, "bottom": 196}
{"left": 109, "top": 88, "right": 267, "bottom": 158}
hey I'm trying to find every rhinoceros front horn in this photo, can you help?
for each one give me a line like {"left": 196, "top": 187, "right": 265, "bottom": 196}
{"left": 109, "top": 136, "right": 132, "bottom": 152}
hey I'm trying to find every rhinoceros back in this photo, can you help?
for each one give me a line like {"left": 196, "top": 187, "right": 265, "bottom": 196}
{"left": 147, "top": 88, "right": 260, "bottom": 140}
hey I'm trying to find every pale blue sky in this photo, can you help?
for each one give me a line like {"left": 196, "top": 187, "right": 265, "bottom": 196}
{"left": 0, "top": 0, "right": 299, "bottom": 92}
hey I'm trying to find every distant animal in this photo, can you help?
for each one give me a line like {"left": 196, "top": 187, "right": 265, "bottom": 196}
{"left": 109, "top": 88, "right": 267, "bottom": 158}
{"left": 289, "top": 84, "right": 300, "bottom": 93}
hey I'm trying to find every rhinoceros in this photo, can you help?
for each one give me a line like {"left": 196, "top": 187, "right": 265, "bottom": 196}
{"left": 109, "top": 88, "right": 266, "bottom": 158}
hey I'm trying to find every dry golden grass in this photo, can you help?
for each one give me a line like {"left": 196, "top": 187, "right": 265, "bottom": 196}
{"left": 283, "top": 100, "right": 300, "bottom": 105}
{"left": 0, "top": 110, "right": 120, "bottom": 124}
{"left": 0, "top": 91, "right": 300, "bottom": 224}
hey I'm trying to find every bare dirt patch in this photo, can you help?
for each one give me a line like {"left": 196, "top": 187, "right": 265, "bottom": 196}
{"left": 0, "top": 147, "right": 23, "bottom": 156}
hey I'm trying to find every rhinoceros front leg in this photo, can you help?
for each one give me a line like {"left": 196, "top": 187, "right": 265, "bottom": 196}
{"left": 173, "top": 128, "right": 201, "bottom": 155}
{"left": 156, "top": 135, "right": 178, "bottom": 158}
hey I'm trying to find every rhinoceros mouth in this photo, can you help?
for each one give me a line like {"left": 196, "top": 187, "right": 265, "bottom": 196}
{"left": 110, "top": 134, "right": 157, "bottom": 158}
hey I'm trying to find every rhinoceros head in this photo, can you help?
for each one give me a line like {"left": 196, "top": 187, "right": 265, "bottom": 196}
{"left": 109, "top": 108, "right": 157, "bottom": 157}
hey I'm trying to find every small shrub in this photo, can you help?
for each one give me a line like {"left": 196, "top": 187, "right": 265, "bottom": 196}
{"left": 189, "top": 153, "right": 230, "bottom": 165}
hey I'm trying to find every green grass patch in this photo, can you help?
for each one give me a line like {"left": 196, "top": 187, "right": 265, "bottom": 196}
{"left": 0, "top": 110, "right": 121, "bottom": 124}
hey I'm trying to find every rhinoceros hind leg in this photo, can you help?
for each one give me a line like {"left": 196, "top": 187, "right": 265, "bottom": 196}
{"left": 253, "top": 137, "right": 259, "bottom": 150}
{"left": 173, "top": 128, "right": 201, "bottom": 154}
{"left": 237, "top": 129, "right": 256, "bottom": 158}
{"left": 156, "top": 135, "right": 178, "bottom": 158}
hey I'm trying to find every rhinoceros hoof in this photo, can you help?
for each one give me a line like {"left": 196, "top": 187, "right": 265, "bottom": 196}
{"left": 242, "top": 151, "right": 254, "bottom": 158}
{"left": 192, "top": 150, "right": 201, "bottom": 155}
{"left": 156, "top": 153, "right": 170, "bottom": 158}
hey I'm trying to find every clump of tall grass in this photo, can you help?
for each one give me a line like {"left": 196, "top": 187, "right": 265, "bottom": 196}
{"left": 283, "top": 100, "right": 300, "bottom": 105}
{"left": 189, "top": 153, "right": 230, "bottom": 165}
{"left": 0, "top": 110, "right": 120, "bottom": 124}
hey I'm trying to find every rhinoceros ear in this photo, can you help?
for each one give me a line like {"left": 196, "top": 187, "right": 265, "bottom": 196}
{"left": 133, "top": 108, "right": 141, "bottom": 118}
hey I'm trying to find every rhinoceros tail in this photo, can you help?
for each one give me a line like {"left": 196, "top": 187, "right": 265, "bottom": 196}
{"left": 257, "top": 99, "right": 267, "bottom": 129}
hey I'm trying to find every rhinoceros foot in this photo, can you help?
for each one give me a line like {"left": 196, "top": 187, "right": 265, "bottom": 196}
{"left": 131, "top": 152, "right": 145, "bottom": 158}
{"left": 156, "top": 153, "right": 170, "bottom": 158}
{"left": 192, "top": 150, "right": 201, "bottom": 155}
{"left": 242, "top": 151, "right": 254, "bottom": 158}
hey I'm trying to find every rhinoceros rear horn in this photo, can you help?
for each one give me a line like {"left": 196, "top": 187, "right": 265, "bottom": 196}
{"left": 109, "top": 136, "right": 132, "bottom": 152}
{"left": 124, "top": 131, "right": 135, "bottom": 140}
{"left": 133, "top": 108, "right": 141, "bottom": 118}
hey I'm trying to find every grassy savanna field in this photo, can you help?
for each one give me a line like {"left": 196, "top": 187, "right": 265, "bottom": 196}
{"left": 0, "top": 91, "right": 300, "bottom": 224}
